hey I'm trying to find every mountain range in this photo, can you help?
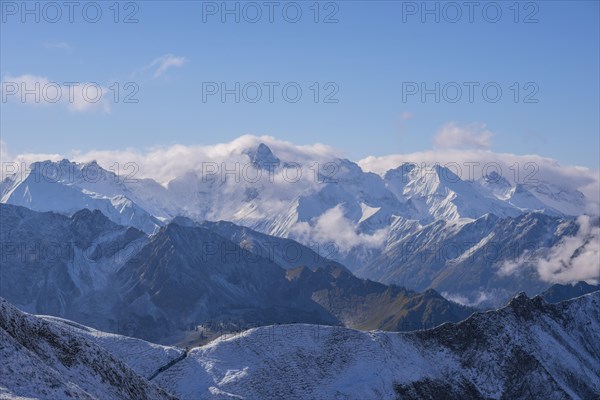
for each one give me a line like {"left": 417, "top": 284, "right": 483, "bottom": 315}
{"left": 1, "top": 136, "right": 598, "bottom": 398}
{"left": 0, "top": 203, "right": 474, "bottom": 344}
{"left": 2, "top": 139, "right": 597, "bottom": 307}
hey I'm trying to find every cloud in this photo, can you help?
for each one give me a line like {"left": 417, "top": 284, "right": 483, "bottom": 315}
{"left": 499, "top": 215, "right": 600, "bottom": 285}
{"left": 1, "top": 74, "right": 110, "bottom": 113}
{"left": 68, "top": 135, "right": 340, "bottom": 184}
{"left": 290, "top": 205, "right": 388, "bottom": 252}
{"left": 1, "top": 74, "right": 51, "bottom": 101}
{"left": 535, "top": 215, "right": 600, "bottom": 284}
{"left": 441, "top": 291, "right": 490, "bottom": 307}
{"left": 150, "top": 54, "right": 187, "bottom": 78}
{"left": 433, "top": 122, "right": 493, "bottom": 150}
{"left": 396, "top": 111, "right": 414, "bottom": 136}
{"left": 0, "top": 140, "right": 63, "bottom": 177}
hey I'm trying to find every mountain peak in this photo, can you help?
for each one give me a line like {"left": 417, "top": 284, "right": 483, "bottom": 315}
{"left": 482, "top": 170, "right": 511, "bottom": 187}
{"left": 245, "top": 143, "right": 281, "bottom": 169}
{"left": 383, "top": 163, "right": 417, "bottom": 181}
{"left": 70, "top": 208, "right": 121, "bottom": 248}
{"left": 507, "top": 291, "right": 547, "bottom": 318}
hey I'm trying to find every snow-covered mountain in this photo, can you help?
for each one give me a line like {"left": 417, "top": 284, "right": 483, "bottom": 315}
{"left": 0, "top": 297, "right": 175, "bottom": 400}
{"left": 1, "top": 138, "right": 597, "bottom": 306}
{"left": 359, "top": 212, "right": 590, "bottom": 306}
{"left": 2, "top": 287, "right": 598, "bottom": 399}
{"left": 38, "top": 314, "right": 185, "bottom": 379}
{"left": 152, "top": 292, "right": 600, "bottom": 399}
{"left": 0, "top": 160, "right": 164, "bottom": 234}
{"left": 0, "top": 203, "right": 146, "bottom": 322}
{"left": 1, "top": 141, "right": 589, "bottom": 236}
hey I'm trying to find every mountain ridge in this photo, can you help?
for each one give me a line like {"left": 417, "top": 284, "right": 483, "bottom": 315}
{"left": 0, "top": 203, "right": 477, "bottom": 345}
{"left": 150, "top": 291, "right": 600, "bottom": 399}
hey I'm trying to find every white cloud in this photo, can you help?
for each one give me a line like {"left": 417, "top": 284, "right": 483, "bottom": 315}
{"left": 434, "top": 122, "right": 493, "bottom": 150}
{"left": 1, "top": 74, "right": 50, "bottom": 104}
{"left": 499, "top": 215, "right": 600, "bottom": 285}
{"left": 68, "top": 135, "right": 341, "bottom": 184}
{"left": 290, "top": 205, "right": 388, "bottom": 252}
{"left": 442, "top": 291, "right": 491, "bottom": 307}
{"left": 0, "top": 139, "right": 9, "bottom": 163}
{"left": 150, "top": 54, "right": 187, "bottom": 78}
{"left": 1, "top": 74, "right": 110, "bottom": 113}
{"left": 536, "top": 215, "right": 600, "bottom": 284}
{"left": 0, "top": 140, "right": 63, "bottom": 178}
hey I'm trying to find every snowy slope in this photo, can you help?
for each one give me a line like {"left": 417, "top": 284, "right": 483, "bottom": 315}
{"left": 359, "top": 212, "right": 587, "bottom": 306}
{"left": 3, "top": 289, "right": 597, "bottom": 400}
{"left": 39, "top": 315, "right": 185, "bottom": 379}
{"left": 0, "top": 297, "right": 175, "bottom": 400}
{"left": 0, "top": 160, "right": 164, "bottom": 233}
{"left": 154, "top": 292, "right": 600, "bottom": 400}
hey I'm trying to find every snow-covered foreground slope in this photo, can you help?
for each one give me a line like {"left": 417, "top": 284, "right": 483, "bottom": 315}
{"left": 39, "top": 315, "right": 185, "bottom": 379}
{"left": 154, "top": 292, "right": 600, "bottom": 400}
{"left": 0, "top": 297, "right": 175, "bottom": 400}
{"left": 2, "top": 291, "right": 597, "bottom": 399}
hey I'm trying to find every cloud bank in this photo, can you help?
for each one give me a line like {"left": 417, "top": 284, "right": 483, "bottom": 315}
{"left": 0, "top": 135, "right": 340, "bottom": 184}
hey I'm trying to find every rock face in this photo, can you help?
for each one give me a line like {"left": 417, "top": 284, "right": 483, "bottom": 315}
{"left": 152, "top": 292, "right": 600, "bottom": 400}
{"left": 244, "top": 142, "right": 281, "bottom": 169}
{"left": 0, "top": 297, "right": 175, "bottom": 400}
{"left": 112, "top": 222, "right": 476, "bottom": 342}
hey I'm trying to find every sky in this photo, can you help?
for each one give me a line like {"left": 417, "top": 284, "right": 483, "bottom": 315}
{"left": 1, "top": 0, "right": 599, "bottom": 168}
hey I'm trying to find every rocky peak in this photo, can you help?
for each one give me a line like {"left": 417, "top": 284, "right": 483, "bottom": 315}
{"left": 245, "top": 143, "right": 281, "bottom": 170}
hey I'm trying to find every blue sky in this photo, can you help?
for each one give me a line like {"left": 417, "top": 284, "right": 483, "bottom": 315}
{"left": 1, "top": 0, "right": 599, "bottom": 167}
